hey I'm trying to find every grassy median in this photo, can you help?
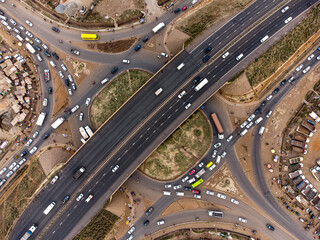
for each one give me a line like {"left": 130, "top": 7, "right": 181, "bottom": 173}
{"left": 139, "top": 110, "right": 211, "bottom": 180}
{"left": 90, "top": 70, "right": 152, "bottom": 129}
{"left": 246, "top": 3, "right": 320, "bottom": 86}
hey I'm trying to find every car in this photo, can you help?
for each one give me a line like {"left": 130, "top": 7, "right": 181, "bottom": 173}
{"left": 127, "top": 235, "right": 133, "bottom": 240}
{"left": 310, "top": 214, "right": 315, "bottom": 219}
{"left": 19, "top": 158, "right": 26, "bottom": 166}
{"left": 111, "top": 67, "right": 118, "bottom": 74}
{"left": 122, "top": 59, "right": 130, "bottom": 64}
{"left": 6, "top": 171, "right": 13, "bottom": 178}
{"left": 204, "top": 46, "right": 212, "bottom": 54}
{"left": 212, "top": 150, "right": 217, "bottom": 158}
{"left": 226, "top": 135, "right": 233, "bottom": 142}
{"left": 173, "top": 184, "right": 182, "bottom": 190}
{"left": 214, "top": 143, "right": 221, "bottom": 148}
{"left": 61, "top": 64, "right": 67, "bottom": 71}
{"left": 174, "top": 8, "right": 181, "bottom": 13}
{"left": 206, "top": 190, "right": 214, "bottom": 195}
{"left": 281, "top": 6, "right": 289, "bottom": 13}
{"left": 280, "top": 79, "right": 287, "bottom": 86}
{"left": 26, "top": 139, "right": 33, "bottom": 147}
{"left": 246, "top": 122, "right": 253, "bottom": 129}
{"left": 198, "top": 162, "right": 204, "bottom": 168}
{"left": 295, "top": 211, "right": 300, "bottom": 216}
{"left": 222, "top": 51, "right": 230, "bottom": 59}
{"left": 189, "top": 169, "right": 197, "bottom": 176}
{"left": 68, "top": 89, "right": 73, "bottom": 96}
{"left": 72, "top": 83, "right": 76, "bottom": 90}
{"left": 182, "top": 176, "right": 189, "bottom": 182}
{"left": 284, "top": 16, "right": 292, "bottom": 24}
{"left": 62, "top": 195, "right": 70, "bottom": 203}
{"left": 0, "top": 179, "right": 6, "bottom": 186}
{"left": 71, "top": 49, "right": 80, "bottom": 55}
{"left": 231, "top": 198, "right": 239, "bottom": 204}
{"left": 35, "top": 38, "right": 41, "bottom": 44}
{"left": 303, "top": 66, "right": 310, "bottom": 74}
{"left": 64, "top": 78, "right": 70, "bottom": 86}
{"left": 85, "top": 98, "right": 91, "bottom": 106}
{"left": 240, "top": 121, "right": 248, "bottom": 128}
{"left": 266, "top": 224, "right": 275, "bottom": 231}
{"left": 13, "top": 28, "right": 20, "bottom": 34}
{"left": 9, "top": 19, "right": 16, "bottom": 25}
{"left": 112, "top": 165, "right": 119, "bottom": 172}
{"left": 18, "top": 25, "right": 25, "bottom": 31}
{"left": 192, "top": 189, "right": 200, "bottom": 194}
{"left": 52, "top": 52, "right": 59, "bottom": 60}
{"left": 34, "top": 45, "right": 41, "bottom": 51}
{"left": 260, "top": 101, "right": 267, "bottom": 107}
{"left": 43, "top": 50, "right": 51, "bottom": 57}
{"left": 160, "top": 52, "right": 168, "bottom": 58}
{"left": 145, "top": 207, "right": 154, "bottom": 215}
{"left": 42, "top": 43, "right": 48, "bottom": 50}
{"left": 51, "top": 175, "right": 59, "bottom": 184}
{"left": 193, "top": 76, "right": 201, "bottom": 84}
{"left": 25, "top": 20, "right": 33, "bottom": 27}
{"left": 58, "top": 71, "right": 64, "bottom": 79}
{"left": 317, "top": 55, "right": 320, "bottom": 61}
{"left": 187, "top": 177, "right": 195, "bottom": 184}
{"left": 127, "top": 226, "right": 136, "bottom": 235}
{"left": 217, "top": 193, "right": 226, "bottom": 199}
{"left": 36, "top": 54, "right": 42, "bottom": 62}
{"left": 0, "top": 10, "right": 3, "bottom": 15}
{"left": 239, "top": 217, "right": 247, "bottom": 223}
{"left": 135, "top": 44, "right": 141, "bottom": 51}
{"left": 247, "top": 114, "right": 255, "bottom": 122}
{"left": 12, "top": 164, "right": 20, "bottom": 172}
{"left": 20, "top": 150, "right": 28, "bottom": 157}
{"left": 209, "top": 163, "right": 216, "bottom": 171}
{"left": 182, "top": 6, "right": 188, "bottom": 11}
{"left": 79, "top": 112, "right": 84, "bottom": 121}
{"left": 296, "top": 64, "right": 303, "bottom": 72}
{"left": 287, "top": 76, "right": 294, "bottom": 83}
{"left": 307, "top": 54, "right": 314, "bottom": 61}
{"left": 76, "top": 193, "right": 84, "bottom": 201}
{"left": 164, "top": 184, "right": 172, "bottom": 188}
{"left": 184, "top": 186, "right": 192, "bottom": 191}
{"left": 254, "top": 107, "right": 262, "bottom": 114}
{"left": 306, "top": 208, "right": 312, "bottom": 214}
{"left": 185, "top": 103, "right": 191, "bottom": 109}
{"left": 266, "top": 110, "right": 272, "bottom": 118}
{"left": 143, "top": 36, "right": 149, "bottom": 42}
{"left": 26, "top": 31, "right": 33, "bottom": 38}
{"left": 143, "top": 220, "right": 149, "bottom": 226}
{"left": 68, "top": 75, "right": 74, "bottom": 83}
{"left": 52, "top": 26, "right": 60, "bottom": 32}
{"left": 203, "top": 55, "right": 211, "bottom": 62}
{"left": 194, "top": 194, "right": 201, "bottom": 199}
{"left": 221, "top": 151, "right": 226, "bottom": 158}
{"left": 43, "top": 133, "right": 50, "bottom": 139}
{"left": 9, "top": 162, "right": 16, "bottom": 170}
{"left": 33, "top": 131, "right": 39, "bottom": 138}
{"left": 85, "top": 194, "right": 93, "bottom": 203}
{"left": 178, "top": 90, "right": 186, "bottom": 98}
{"left": 0, "top": 168, "right": 7, "bottom": 175}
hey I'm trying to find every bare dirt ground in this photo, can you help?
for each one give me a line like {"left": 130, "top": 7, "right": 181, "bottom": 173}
{"left": 51, "top": 66, "right": 69, "bottom": 118}
{"left": 165, "top": 28, "right": 189, "bottom": 56}
{"left": 221, "top": 73, "right": 252, "bottom": 99}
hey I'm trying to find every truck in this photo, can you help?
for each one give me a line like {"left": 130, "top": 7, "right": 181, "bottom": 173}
{"left": 36, "top": 112, "right": 46, "bottom": 126}
{"left": 79, "top": 127, "right": 89, "bottom": 140}
{"left": 296, "top": 126, "right": 313, "bottom": 137}
{"left": 194, "top": 78, "right": 208, "bottom": 91}
{"left": 294, "top": 135, "right": 310, "bottom": 143}
{"left": 43, "top": 201, "right": 56, "bottom": 215}
{"left": 311, "top": 166, "right": 320, "bottom": 181}
{"left": 302, "top": 184, "right": 313, "bottom": 196}
{"left": 289, "top": 157, "right": 303, "bottom": 165}
{"left": 297, "top": 180, "right": 309, "bottom": 191}
{"left": 20, "top": 224, "right": 37, "bottom": 240}
{"left": 293, "top": 175, "right": 305, "bottom": 186}
{"left": 208, "top": 210, "right": 223, "bottom": 217}
{"left": 289, "top": 170, "right": 302, "bottom": 179}
{"left": 292, "top": 146, "right": 307, "bottom": 155}
{"left": 25, "top": 43, "right": 36, "bottom": 54}
{"left": 302, "top": 121, "right": 316, "bottom": 133}
{"left": 51, "top": 117, "right": 65, "bottom": 129}
{"left": 309, "top": 112, "right": 320, "bottom": 122}
{"left": 195, "top": 168, "right": 206, "bottom": 178}
{"left": 73, "top": 167, "right": 85, "bottom": 180}
{"left": 211, "top": 113, "right": 224, "bottom": 139}
{"left": 85, "top": 125, "right": 94, "bottom": 137}
{"left": 152, "top": 22, "right": 165, "bottom": 34}
{"left": 306, "top": 188, "right": 317, "bottom": 201}
{"left": 289, "top": 163, "right": 303, "bottom": 171}
{"left": 291, "top": 140, "right": 308, "bottom": 149}
{"left": 44, "top": 69, "right": 50, "bottom": 82}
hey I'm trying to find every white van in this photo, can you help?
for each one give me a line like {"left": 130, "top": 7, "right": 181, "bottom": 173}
{"left": 29, "top": 146, "right": 38, "bottom": 154}
{"left": 49, "top": 60, "right": 56, "bottom": 67}
{"left": 260, "top": 35, "right": 269, "bottom": 43}
{"left": 259, "top": 126, "right": 265, "bottom": 135}
{"left": 176, "top": 192, "right": 184, "bottom": 196}
{"left": 16, "top": 34, "right": 24, "bottom": 42}
{"left": 240, "top": 129, "right": 248, "bottom": 136}
{"left": 101, "top": 78, "right": 109, "bottom": 85}
{"left": 236, "top": 53, "right": 244, "bottom": 61}
{"left": 163, "top": 191, "right": 171, "bottom": 196}
{"left": 177, "top": 63, "right": 185, "bottom": 70}
{"left": 216, "top": 155, "right": 221, "bottom": 164}
{"left": 157, "top": 220, "right": 165, "bottom": 225}
{"left": 155, "top": 88, "right": 163, "bottom": 96}
{"left": 255, "top": 117, "right": 263, "bottom": 124}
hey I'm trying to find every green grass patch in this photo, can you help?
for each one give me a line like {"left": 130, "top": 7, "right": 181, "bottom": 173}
{"left": 73, "top": 209, "right": 118, "bottom": 240}
{"left": 140, "top": 111, "right": 211, "bottom": 180}
{"left": 90, "top": 70, "right": 152, "bottom": 129}
{"left": 84, "top": 11, "right": 114, "bottom": 25}
{"left": 246, "top": 3, "right": 320, "bottom": 86}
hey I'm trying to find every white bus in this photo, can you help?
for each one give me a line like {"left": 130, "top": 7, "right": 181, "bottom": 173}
{"left": 152, "top": 22, "right": 165, "bottom": 34}
{"left": 194, "top": 78, "right": 208, "bottom": 91}
{"left": 85, "top": 126, "right": 94, "bottom": 137}
{"left": 25, "top": 43, "right": 36, "bottom": 54}
{"left": 51, "top": 117, "right": 65, "bottom": 129}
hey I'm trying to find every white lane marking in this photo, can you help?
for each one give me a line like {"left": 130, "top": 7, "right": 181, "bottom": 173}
{"left": 175, "top": 109, "right": 178, "bottom": 112}
{"left": 74, "top": 205, "right": 77, "bottom": 209}
{"left": 167, "top": 115, "right": 171, "bottom": 119}
{"left": 153, "top": 130, "right": 156, "bottom": 134}
{"left": 146, "top": 137, "right": 149, "bottom": 141}
{"left": 169, "top": 106, "right": 172, "bottom": 109}
{"left": 96, "top": 181, "right": 99, "bottom": 185}
{"left": 147, "top": 127, "right": 150, "bottom": 131}
{"left": 132, "top": 142, "right": 136, "bottom": 146}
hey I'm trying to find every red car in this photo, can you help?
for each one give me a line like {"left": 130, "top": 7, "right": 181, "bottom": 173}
{"left": 192, "top": 189, "right": 200, "bottom": 194}
{"left": 189, "top": 169, "right": 196, "bottom": 175}
{"left": 182, "top": 6, "right": 188, "bottom": 11}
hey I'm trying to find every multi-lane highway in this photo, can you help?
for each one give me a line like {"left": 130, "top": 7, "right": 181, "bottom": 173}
{"left": 7, "top": 0, "right": 320, "bottom": 239}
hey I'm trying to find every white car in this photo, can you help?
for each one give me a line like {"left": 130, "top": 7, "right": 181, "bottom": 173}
{"left": 208, "top": 164, "right": 216, "bottom": 171}
{"left": 36, "top": 54, "right": 42, "bottom": 62}
{"left": 71, "top": 104, "right": 79, "bottom": 113}
{"left": 26, "top": 139, "right": 33, "bottom": 147}
{"left": 29, "top": 146, "right": 38, "bottom": 154}
{"left": 122, "top": 59, "right": 130, "bottom": 64}
{"left": 85, "top": 98, "right": 91, "bottom": 106}
{"left": 128, "top": 226, "right": 135, "bottom": 234}
{"left": 222, "top": 52, "right": 230, "bottom": 59}
{"left": 79, "top": 112, "right": 84, "bottom": 121}
{"left": 198, "top": 162, "right": 204, "bottom": 168}
{"left": 157, "top": 219, "right": 165, "bottom": 225}
{"left": 0, "top": 167, "right": 7, "bottom": 175}
{"left": 160, "top": 52, "right": 168, "bottom": 58}
{"left": 13, "top": 28, "right": 20, "bottom": 34}
{"left": 6, "top": 171, "right": 13, "bottom": 178}
{"left": 240, "top": 121, "right": 248, "bottom": 128}
{"left": 231, "top": 198, "right": 239, "bottom": 205}
{"left": 51, "top": 175, "right": 59, "bottom": 184}
{"left": 33, "top": 131, "right": 39, "bottom": 138}
{"left": 266, "top": 94, "right": 273, "bottom": 101}
{"left": 42, "top": 43, "right": 48, "bottom": 50}
{"left": 85, "top": 194, "right": 93, "bottom": 203}
{"left": 19, "top": 25, "right": 26, "bottom": 31}
{"left": 35, "top": 38, "right": 41, "bottom": 44}
{"left": 164, "top": 184, "right": 172, "bottom": 188}
{"left": 206, "top": 190, "right": 214, "bottom": 196}
{"left": 247, "top": 114, "right": 255, "bottom": 122}
{"left": 173, "top": 185, "right": 182, "bottom": 190}
{"left": 192, "top": 0, "right": 198, "bottom": 4}
{"left": 281, "top": 6, "right": 289, "bottom": 13}
{"left": 178, "top": 90, "right": 186, "bottom": 99}
{"left": 181, "top": 176, "right": 189, "bottom": 182}
{"left": 214, "top": 143, "right": 221, "bottom": 148}
{"left": 226, "top": 135, "right": 233, "bottom": 142}
{"left": 239, "top": 217, "right": 247, "bottom": 223}
{"left": 185, "top": 103, "right": 191, "bottom": 109}
{"left": 43, "top": 98, "right": 48, "bottom": 106}
{"left": 9, "top": 162, "right": 16, "bottom": 170}
{"left": 61, "top": 64, "right": 67, "bottom": 71}
{"left": 187, "top": 177, "right": 195, "bottom": 184}
{"left": 217, "top": 193, "right": 226, "bottom": 199}
{"left": 266, "top": 110, "right": 272, "bottom": 118}
{"left": 68, "top": 89, "right": 73, "bottom": 96}
{"left": 25, "top": 20, "right": 33, "bottom": 27}
{"left": 0, "top": 179, "right": 6, "bottom": 186}
{"left": 76, "top": 193, "right": 84, "bottom": 201}
{"left": 284, "top": 16, "right": 292, "bottom": 24}
{"left": 303, "top": 66, "right": 310, "bottom": 74}
{"left": 296, "top": 64, "right": 303, "bottom": 72}
{"left": 317, "top": 55, "right": 320, "bottom": 61}
{"left": 221, "top": 152, "right": 226, "bottom": 158}
{"left": 212, "top": 150, "right": 217, "bottom": 158}
{"left": 58, "top": 71, "right": 64, "bottom": 79}
{"left": 112, "top": 165, "right": 119, "bottom": 172}
{"left": 19, "top": 158, "right": 26, "bottom": 166}
{"left": 26, "top": 31, "right": 33, "bottom": 38}
{"left": 68, "top": 75, "right": 74, "bottom": 82}
{"left": 246, "top": 122, "right": 254, "bottom": 129}
{"left": 194, "top": 194, "right": 201, "bottom": 199}
{"left": 9, "top": 19, "right": 16, "bottom": 25}
{"left": 12, "top": 164, "right": 20, "bottom": 172}
{"left": 307, "top": 54, "right": 314, "bottom": 61}
{"left": 127, "top": 235, "right": 133, "bottom": 240}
